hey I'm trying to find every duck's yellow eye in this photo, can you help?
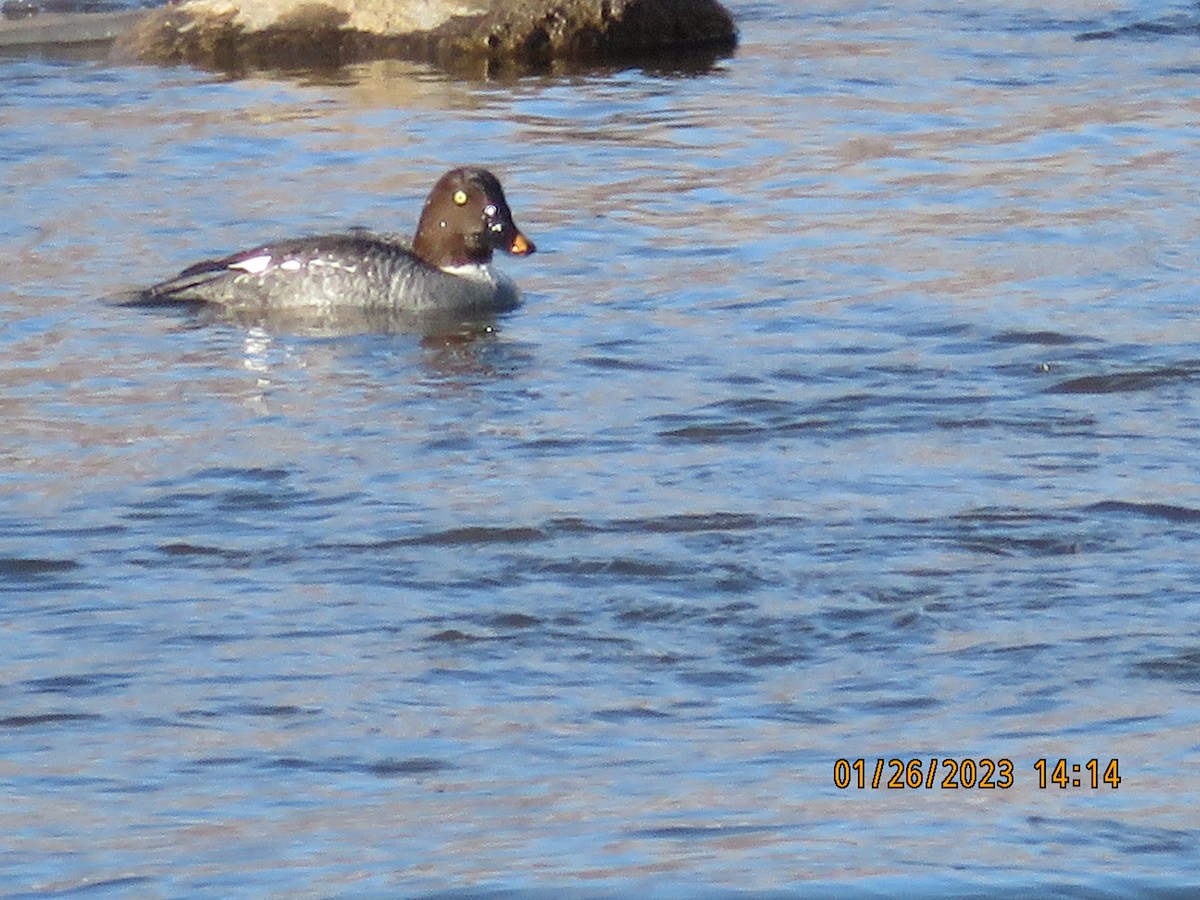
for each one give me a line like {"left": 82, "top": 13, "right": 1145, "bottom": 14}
{"left": 453, "top": 189, "right": 468, "bottom": 206}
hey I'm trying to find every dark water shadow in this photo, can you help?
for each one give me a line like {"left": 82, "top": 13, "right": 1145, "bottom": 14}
{"left": 1077, "top": 6, "right": 1200, "bottom": 41}
{"left": 1043, "top": 364, "right": 1200, "bottom": 395}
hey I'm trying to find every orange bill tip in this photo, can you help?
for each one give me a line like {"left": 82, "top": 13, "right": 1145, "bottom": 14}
{"left": 510, "top": 232, "right": 535, "bottom": 256}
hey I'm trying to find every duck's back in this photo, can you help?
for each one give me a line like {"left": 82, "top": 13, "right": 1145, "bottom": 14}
{"left": 143, "top": 232, "right": 520, "bottom": 315}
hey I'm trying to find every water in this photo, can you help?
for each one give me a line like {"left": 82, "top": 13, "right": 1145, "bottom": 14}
{"left": 3, "top": 1, "right": 1200, "bottom": 895}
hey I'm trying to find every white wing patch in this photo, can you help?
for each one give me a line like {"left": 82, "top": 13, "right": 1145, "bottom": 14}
{"left": 230, "top": 254, "right": 273, "bottom": 275}
{"left": 227, "top": 251, "right": 359, "bottom": 277}
{"left": 309, "top": 258, "right": 358, "bottom": 273}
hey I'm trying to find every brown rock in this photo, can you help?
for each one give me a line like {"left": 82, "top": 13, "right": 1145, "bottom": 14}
{"left": 110, "top": 0, "right": 737, "bottom": 72}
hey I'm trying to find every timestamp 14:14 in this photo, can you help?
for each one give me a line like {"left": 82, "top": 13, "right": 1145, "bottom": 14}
{"left": 1034, "top": 758, "right": 1121, "bottom": 789}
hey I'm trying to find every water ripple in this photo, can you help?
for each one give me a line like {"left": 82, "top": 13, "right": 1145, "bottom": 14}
{"left": 3, "top": 3, "right": 1200, "bottom": 893}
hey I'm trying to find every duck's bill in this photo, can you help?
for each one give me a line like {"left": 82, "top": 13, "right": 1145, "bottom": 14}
{"left": 508, "top": 231, "right": 536, "bottom": 256}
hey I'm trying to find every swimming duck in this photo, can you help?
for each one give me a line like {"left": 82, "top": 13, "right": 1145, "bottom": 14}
{"left": 139, "top": 166, "right": 536, "bottom": 317}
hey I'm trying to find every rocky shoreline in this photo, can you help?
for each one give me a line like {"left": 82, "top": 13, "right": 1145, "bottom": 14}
{"left": 1, "top": 0, "right": 736, "bottom": 73}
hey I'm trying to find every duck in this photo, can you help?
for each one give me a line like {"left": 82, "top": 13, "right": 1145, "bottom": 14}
{"left": 138, "top": 167, "right": 536, "bottom": 317}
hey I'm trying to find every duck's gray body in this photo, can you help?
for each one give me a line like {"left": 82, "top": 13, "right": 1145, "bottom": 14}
{"left": 143, "top": 232, "right": 521, "bottom": 316}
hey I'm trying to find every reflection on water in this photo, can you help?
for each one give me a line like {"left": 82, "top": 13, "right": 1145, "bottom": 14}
{"left": 3, "top": 1, "right": 1200, "bottom": 895}
{"left": 112, "top": 290, "right": 518, "bottom": 339}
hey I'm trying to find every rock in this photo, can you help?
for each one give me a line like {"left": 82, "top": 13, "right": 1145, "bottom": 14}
{"left": 110, "top": 0, "right": 737, "bottom": 72}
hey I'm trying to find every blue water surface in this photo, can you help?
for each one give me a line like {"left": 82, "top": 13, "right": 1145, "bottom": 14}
{"left": 2, "top": 1, "right": 1200, "bottom": 895}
